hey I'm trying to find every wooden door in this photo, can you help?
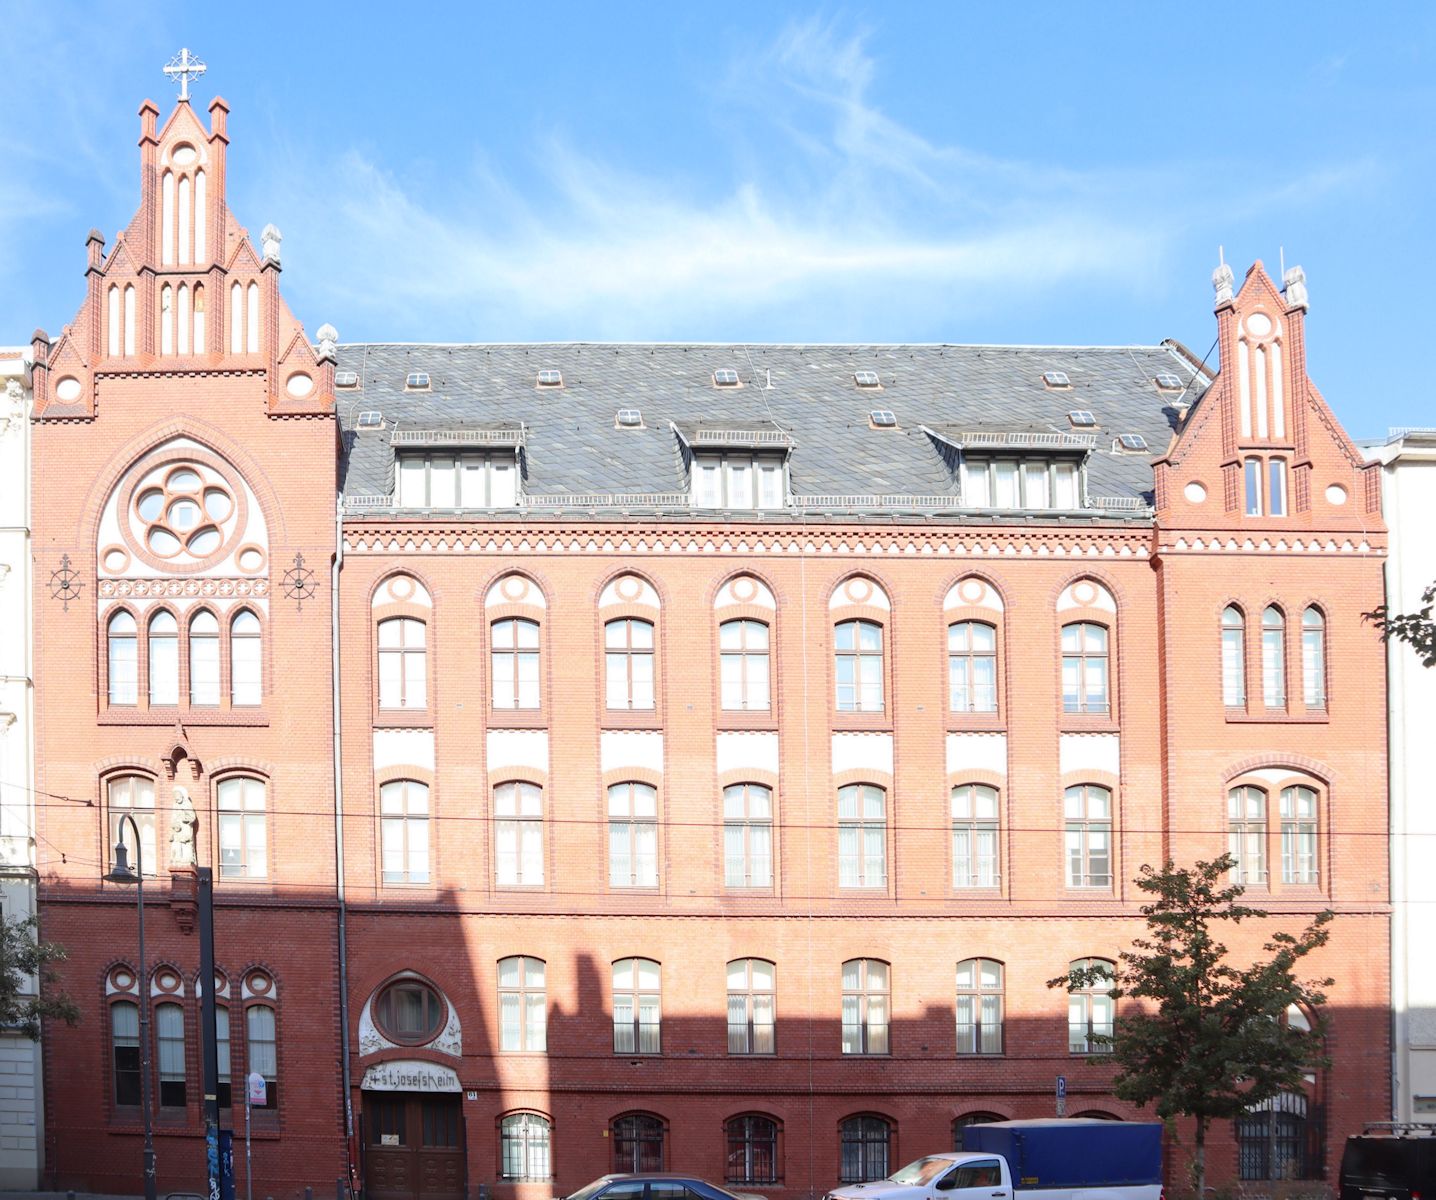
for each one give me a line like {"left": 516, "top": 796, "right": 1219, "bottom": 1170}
{"left": 365, "top": 1093, "right": 465, "bottom": 1200}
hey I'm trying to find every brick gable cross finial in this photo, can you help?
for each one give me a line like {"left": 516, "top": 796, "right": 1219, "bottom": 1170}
{"left": 163, "top": 47, "right": 206, "bottom": 102}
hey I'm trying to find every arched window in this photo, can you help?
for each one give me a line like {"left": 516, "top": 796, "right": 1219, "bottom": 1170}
{"left": 955, "top": 958, "right": 1004, "bottom": 1055}
{"left": 1061, "top": 622, "right": 1109, "bottom": 713}
{"left": 608, "top": 782, "right": 658, "bottom": 888}
{"left": 719, "top": 619, "right": 770, "bottom": 711}
{"left": 246, "top": 1003, "right": 277, "bottom": 1108}
{"left": 726, "top": 1114, "right": 780, "bottom": 1185}
{"left": 161, "top": 172, "right": 175, "bottom": 264}
{"left": 497, "top": 957, "right": 546, "bottom": 1052}
{"left": 952, "top": 784, "right": 1000, "bottom": 889}
{"left": 491, "top": 618, "right": 540, "bottom": 709}
{"left": 612, "top": 959, "right": 660, "bottom": 1054}
{"left": 177, "top": 283, "right": 191, "bottom": 354}
{"left": 108, "top": 285, "right": 121, "bottom": 356}
{"left": 495, "top": 782, "right": 543, "bottom": 887}
{"left": 604, "top": 618, "right": 655, "bottom": 710}
{"left": 148, "top": 611, "right": 179, "bottom": 705}
{"left": 722, "top": 783, "right": 773, "bottom": 889}
{"left": 1064, "top": 784, "right": 1112, "bottom": 888}
{"left": 108, "top": 611, "right": 138, "bottom": 705}
{"left": 1228, "top": 786, "right": 1267, "bottom": 885}
{"left": 231, "top": 611, "right": 262, "bottom": 705}
{"left": 160, "top": 284, "right": 174, "bottom": 355}
{"left": 839, "top": 1114, "right": 891, "bottom": 1182}
{"left": 1262, "top": 606, "right": 1286, "bottom": 709}
{"left": 108, "top": 775, "right": 157, "bottom": 876}
{"left": 192, "top": 283, "right": 206, "bottom": 354}
{"left": 178, "top": 176, "right": 191, "bottom": 266}
{"left": 841, "top": 960, "right": 889, "bottom": 1055}
{"left": 194, "top": 171, "right": 206, "bottom": 262}
{"left": 948, "top": 621, "right": 998, "bottom": 713}
{"left": 1302, "top": 607, "right": 1326, "bottom": 710}
{"left": 189, "top": 611, "right": 220, "bottom": 705}
{"left": 246, "top": 283, "right": 259, "bottom": 353}
{"left": 726, "top": 959, "right": 775, "bottom": 1055}
{"left": 380, "top": 780, "right": 429, "bottom": 885}
{"left": 952, "top": 1113, "right": 1001, "bottom": 1151}
{"left": 1067, "top": 958, "right": 1114, "bottom": 1053}
{"left": 612, "top": 1112, "right": 664, "bottom": 1172}
{"left": 1237, "top": 1092, "right": 1319, "bottom": 1180}
{"left": 215, "top": 1004, "right": 231, "bottom": 1107}
{"left": 1244, "top": 457, "right": 1263, "bottom": 516}
{"left": 1221, "top": 606, "right": 1246, "bottom": 707}
{"left": 217, "top": 777, "right": 267, "bottom": 879}
{"left": 111, "top": 1000, "right": 141, "bottom": 1105}
{"left": 156, "top": 1001, "right": 186, "bottom": 1107}
{"left": 377, "top": 617, "right": 426, "bottom": 710}
{"left": 835, "top": 619, "right": 884, "bottom": 712}
{"left": 124, "top": 285, "right": 136, "bottom": 355}
{"left": 500, "top": 1112, "right": 552, "bottom": 1181}
{"left": 1280, "top": 785, "right": 1319, "bottom": 885}
{"left": 230, "top": 282, "right": 243, "bottom": 352}
{"left": 838, "top": 784, "right": 886, "bottom": 889}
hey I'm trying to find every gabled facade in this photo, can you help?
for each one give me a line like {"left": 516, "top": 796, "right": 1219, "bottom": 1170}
{"left": 30, "top": 95, "right": 343, "bottom": 1193}
{"left": 29, "top": 85, "right": 1391, "bottom": 1200}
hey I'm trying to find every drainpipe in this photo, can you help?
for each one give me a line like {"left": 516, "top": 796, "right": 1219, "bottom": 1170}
{"left": 332, "top": 495, "right": 353, "bottom": 1144}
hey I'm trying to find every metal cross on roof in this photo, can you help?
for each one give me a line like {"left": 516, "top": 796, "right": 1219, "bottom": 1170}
{"left": 163, "top": 48, "right": 207, "bottom": 102}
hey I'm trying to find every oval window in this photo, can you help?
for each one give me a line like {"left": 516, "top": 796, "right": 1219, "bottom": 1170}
{"left": 374, "top": 979, "right": 446, "bottom": 1045}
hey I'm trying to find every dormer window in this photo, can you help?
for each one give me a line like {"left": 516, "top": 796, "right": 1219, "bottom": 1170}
{"left": 536, "top": 369, "right": 563, "bottom": 388}
{"left": 1067, "top": 410, "right": 1096, "bottom": 428}
{"left": 713, "top": 368, "right": 741, "bottom": 388}
{"left": 616, "top": 408, "right": 643, "bottom": 428}
{"left": 854, "top": 370, "right": 881, "bottom": 389}
{"left": 357, "top": 411, "right": 383, "bottom": 429}
{"left": 962, "top": 457, "right": 1080, "bottom": 510}
{"left": 869, "top": 410, "right": 897, "bottom": 428}
{"left": 1154, "top": 373, "right": 1182, "bottom": 390}
{"left": 396, "top": 452, "right": 518, "bottom": 508}
{"left": 335, "top": 371, "right": 359, "bottom": 388}
{"left": 405, "top": 372, "right": 431, "bottom": 390}
{"left": 692, "top": 453, "right": 785, "bottom": 510}
{"left": 1115, "top": 434, "right": 1148, "bottom": 453}
{"left": 1042, "top": 371, "right": 1071, "bottom": 389}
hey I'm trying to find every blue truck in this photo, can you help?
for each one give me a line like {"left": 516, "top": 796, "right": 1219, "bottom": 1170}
{"left": 826, "top": 1119, "right": 1162, "bottom": 1200}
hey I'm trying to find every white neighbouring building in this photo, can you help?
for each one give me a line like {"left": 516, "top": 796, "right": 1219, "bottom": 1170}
{"left": 0, "top": 348, "right": 41, "bottom": 1185}
{"left": 1366, "top": 429, "right": 1436, "bottom": 1123}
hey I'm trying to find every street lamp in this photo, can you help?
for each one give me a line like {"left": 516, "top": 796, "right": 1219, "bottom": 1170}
{"left": 105, "top": 813, "right": 158, "bottom": 1200}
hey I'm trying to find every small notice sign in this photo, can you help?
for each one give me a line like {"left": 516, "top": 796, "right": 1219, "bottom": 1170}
{"left": 247, "top": 1071, "right": 267, "bottom": 1106}
{"left": 381, "top": 1134, "right": 399, "bottom": 1146}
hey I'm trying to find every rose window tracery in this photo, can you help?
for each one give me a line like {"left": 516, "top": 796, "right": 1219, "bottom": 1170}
{"left": 120, "top": 458, "right": 248, "bottom": 572}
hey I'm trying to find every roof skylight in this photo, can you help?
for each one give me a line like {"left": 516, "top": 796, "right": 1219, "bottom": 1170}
{"left": 1068, "top": 410, "right": 1097, "bottom": 427}
{"left": 616, "top": 408, "right": 643, "bottom": 428}
{"left": 334, "top": 370, "right": 359, "bottom": 388}
{"left": 1117, "top": 434, "right": 1149, "bottom": 452}
{"left": 1043, "top": 371, "right": 1071, "bottom": 388}
{"left": 405, "top": 372, "right": 430, "bottom": 390}
{"left": 713, "top": 368, "right": 741, "bottom": 387}
{"left": 854, "top": 370, "right": 881, "bottom": 388}
{"left": 869, "top": 409, "right": 897, "bottom": 427}
{"left": 357, "top": 411, "right": 383, "bottom": 428}
{"left": 1154, "top": 373, "right": 1183, "bottom": 390}
{"left": 537, "top": 369, "right": 563, "bottom": 387}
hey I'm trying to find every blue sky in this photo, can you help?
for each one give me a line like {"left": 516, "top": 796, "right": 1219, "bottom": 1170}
{"left": 3, "top": 1, "right": 1433, "bottom": 440}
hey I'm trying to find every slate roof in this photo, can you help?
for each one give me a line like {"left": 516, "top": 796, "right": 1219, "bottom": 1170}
{"left": 335, "top": 342, "right": 1211, "bottom": 522}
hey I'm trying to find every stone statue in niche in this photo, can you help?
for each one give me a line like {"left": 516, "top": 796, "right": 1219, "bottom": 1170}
{"left": 169, "top": 785, "right": 198, "bottom": 867}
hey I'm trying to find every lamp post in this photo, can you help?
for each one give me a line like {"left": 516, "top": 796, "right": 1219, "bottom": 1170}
{"left": 106, "top": 813, "right": 159, "bottom": 1200}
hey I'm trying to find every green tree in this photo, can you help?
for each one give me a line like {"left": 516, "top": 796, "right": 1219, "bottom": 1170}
{"left": 1367, "top": 583, "right": 1436, "bottom": 667}
{"left": 1048, "top": 855, "right": 1331, "bottom": 1196}
{"left": 0, "top": 914, "right": 79, "bottom": 1039}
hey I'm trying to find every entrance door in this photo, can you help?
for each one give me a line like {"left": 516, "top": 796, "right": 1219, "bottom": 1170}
{"left": 365, "top": 1092, "right": 465, "bottom": 1200}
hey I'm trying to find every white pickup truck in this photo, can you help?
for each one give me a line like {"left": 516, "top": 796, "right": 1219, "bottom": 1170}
{"left": 825, "top": 1120, "right": 1163, "bottom": 1200}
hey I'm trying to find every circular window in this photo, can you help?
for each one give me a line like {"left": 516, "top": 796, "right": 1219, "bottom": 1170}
{"left": 122, "top": 454, "right": 247, "bottom": 572}
{"left": 374, "top": 979, "right": 447, "bottom": 1045}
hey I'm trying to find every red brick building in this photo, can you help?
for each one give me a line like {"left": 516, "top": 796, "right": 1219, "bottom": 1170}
{"left": 31, "top": 92, "right": 1389, "bottom": 1200}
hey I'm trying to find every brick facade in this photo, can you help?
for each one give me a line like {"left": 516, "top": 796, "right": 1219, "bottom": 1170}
{"left": 30, "top": 95, "right": 1389, "bottom": 1200}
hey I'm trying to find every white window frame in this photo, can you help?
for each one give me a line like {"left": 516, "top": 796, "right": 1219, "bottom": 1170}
{"left": 963, "top": 456, "right": 1081, "bottom": 510}
{"left": 497, "top": 957, "right": 547, "bottom": 1053}
{"left": 722, "top": 783, "right": 773, "bottom": 889}
{"left": 719, "top": 619, "right": 771, "bottom": 711}
{"left": 396, "top": 451, "right": 519, "bottom": 508}
{"left": 495, "top": 782, "right": 544, "bottom": 887}
{"left": 691, "top": 452, "right": 786, "bottom": 510}
{"left": 217, "top": 776, "right": 268, "bottom": 879}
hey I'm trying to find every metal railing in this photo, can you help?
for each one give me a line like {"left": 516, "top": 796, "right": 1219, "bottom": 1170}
{"left": 390, "top": 428, "right": 525, "bottom": 446}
